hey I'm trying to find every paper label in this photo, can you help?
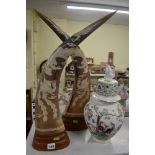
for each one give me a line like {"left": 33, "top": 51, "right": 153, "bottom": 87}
{"left": 47, "top": 143, "right": 55, "bottom": 150}
{"left": 53, "top": 136, "right": 60, "bottom": 141}
{"left": 73, "top": 120, "right": 78, "bottom": 123}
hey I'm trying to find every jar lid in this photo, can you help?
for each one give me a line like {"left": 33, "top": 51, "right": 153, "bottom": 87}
{"left": 92, "top": 92, "right": 121, "bottom": 102}
{"left": 94, "top": 65, "right": 120, "bottom": 102}
{"left": 96, "top": 78, "right": 119, "bottom": 97}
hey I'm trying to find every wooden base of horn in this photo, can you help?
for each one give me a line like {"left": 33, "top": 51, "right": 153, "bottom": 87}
{"left": 32, "top": 130, "right": 70, "bottom": 151}
{"left": 62, "top": 114, "right": 87, "bottom": 131}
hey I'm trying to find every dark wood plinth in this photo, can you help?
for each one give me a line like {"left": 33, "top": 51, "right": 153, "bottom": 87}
{"left": 32, "top": 130, "right": 70, "bottom": 151}
{"left": 62, "top": 114, "right": 87, "bottom": 131}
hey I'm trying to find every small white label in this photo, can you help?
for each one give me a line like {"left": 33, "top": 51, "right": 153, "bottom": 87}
{"left": 47, "top": 143, "right": 55, "bottom": 150}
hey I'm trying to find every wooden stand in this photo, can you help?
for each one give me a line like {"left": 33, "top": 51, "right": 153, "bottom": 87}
{"left": 62, "top": 114, "right": 87, "bottom": 131}
{"left": 26, "top": 89, "right": 32, "bottom": 138}
{"left": 32, "top": 130, "right": 70, "bottom": 151}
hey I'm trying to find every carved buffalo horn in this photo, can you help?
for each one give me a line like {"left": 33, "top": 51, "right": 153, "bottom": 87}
{"left": 32, "top": 10, "right": 115, "bottom": 151}
{"left": 35, "top": 10, "right": 69, "bottom": 41}
{"left": 71, "top": 11, "right": 116, "bottom": 45}
{"left": 35, "top": 10, "right": 116, "bottom": 46}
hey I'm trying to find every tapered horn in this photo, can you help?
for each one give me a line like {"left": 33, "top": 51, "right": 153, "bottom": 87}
{"left": 70, "top": 11, "right": 116, "bottom": 45}
{"left": 35, "top": 10, "right": 90, "bottom": 133}
{"left": 35, "top": 10, "right": 116, "bottom": 48}
{"left": 32, "top": 43, "right": 90, "bottom": 151}
{"left": 35, "top": 10, "right": 70, "bottom": 42}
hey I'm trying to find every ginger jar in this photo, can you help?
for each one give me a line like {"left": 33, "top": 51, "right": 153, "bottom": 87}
{"left": 84, "top": 77, "right": 124, "bottom": 142}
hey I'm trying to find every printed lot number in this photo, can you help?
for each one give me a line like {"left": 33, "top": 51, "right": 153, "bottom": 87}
{"left": 47, "top": 143, "right": 55, "bottom": 150}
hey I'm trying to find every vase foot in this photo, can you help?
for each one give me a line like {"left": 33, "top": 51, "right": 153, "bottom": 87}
{"left": 92, "top": 136, "right": 111, "bottom": 144}
{"left": 32, "top": 130, "right": 70, "bottom": 151}
{"left": 62, "top": 114, "right": 87, "bottom": 131}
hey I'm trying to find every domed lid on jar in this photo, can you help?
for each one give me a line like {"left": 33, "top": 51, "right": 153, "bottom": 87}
{"left": 95, "top": 64, "right": 121, "bottom": 102}
{"left": 95, "top": 78, "right": 120, "bottom": 102}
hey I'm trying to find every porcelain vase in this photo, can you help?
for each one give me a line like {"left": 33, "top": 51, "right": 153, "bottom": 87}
{"left": 84, "top": 93, "right": 124, "bottom": 142}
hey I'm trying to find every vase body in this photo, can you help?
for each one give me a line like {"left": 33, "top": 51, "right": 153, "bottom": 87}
{"left": 84, "top": 93, "right": 124, "bottom": 142}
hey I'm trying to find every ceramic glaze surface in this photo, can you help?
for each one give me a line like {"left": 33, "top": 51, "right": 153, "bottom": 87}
{"left": 84, "top": 93, "right": 124, "bottom": 142}
{"left": 96, "top": 78, "right": 118, "bottom": 97}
